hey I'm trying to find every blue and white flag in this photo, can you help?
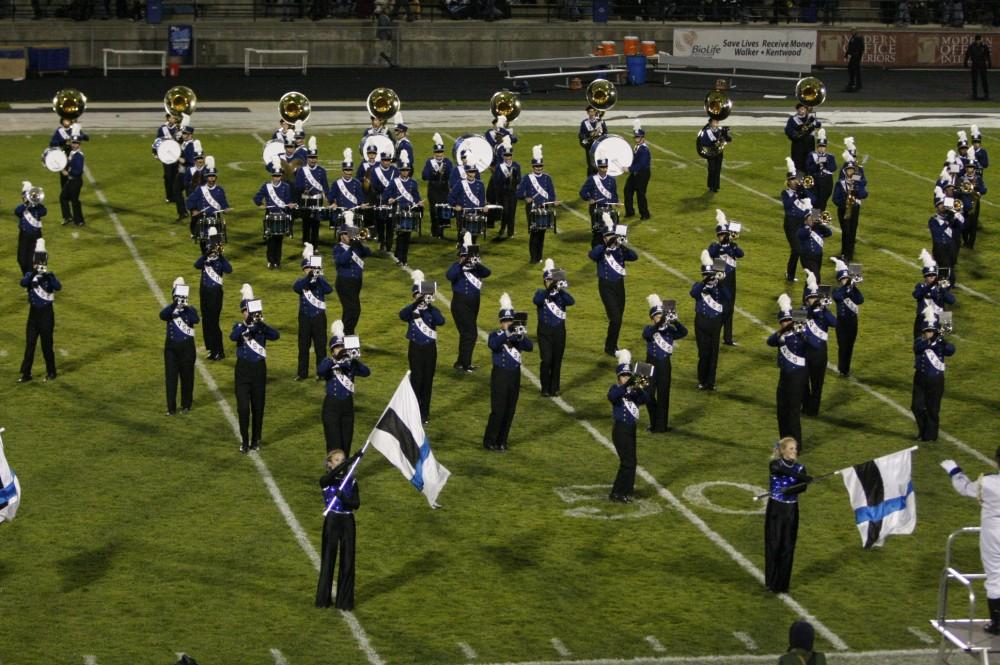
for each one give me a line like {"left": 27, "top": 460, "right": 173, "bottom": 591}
{"left": 0, "top": 428, "right": 21, "bottom": 524}
{"left": 841, "top": 448, "right": 917, "bottom": 549}
{"left": 369, "top": 374, "right": 451, "bottom": 507}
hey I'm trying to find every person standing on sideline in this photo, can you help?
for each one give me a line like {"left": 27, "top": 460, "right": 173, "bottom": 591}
{"left": 293, "top": 243, "right": 332, "bottom": 381}
{"left": 844, "top": 30, "right": 865, "bottom": 92}
{"left": 690, "top": 249, "right": 725, "bottom": 391}
{"left": 624, "top": 120, "right": 651, "bottom": 220}
{"left": 643, "top": 294, "right": 687, "bottom": 433}
{"left": 590, "top": 225, "right": 639, "bottom": 356}
{"left": 333, "top": 212, "right": 372, "bottom": 336}
{"left": 230, "top": 284, "right": 280, "bottom": 453}
{"left": 534, "top": 259, "right": 574, "bottom": 397}
{"left": 912, "top": 306, "right": 955, "bottom": 442}
{"left": 707, "top": 209, "right": 744, "bottom": 346}
{"left": 964, "top": 34, "right": 992, "bottom": 101}
{"left": 318, "top": 320, "right": 371, "bottom": 455}
{"left": 315, "top": 449, "right": 360, "bottom": 611}
{"left": 607, "top": 349, "right": 648, "bottom": 503}
{"left": 482, "top": 293, "right": 533, "bottom": 452}
{"left": 15, "top": 181, "right": 46, "bottom": 276}
{"left": 18, "top": 239, "right": 60, "bottom": 383}
{"left": 765, "top": 436, "right": 811, "bottom": 593}
{"left": 767, "top": 295, "right": 807, "bottom": 449}
{"left": 448, "top": 232, "right": 491, "bottom": 372}
{"left": 194, "top": 227, "right": 231, "bottom": 361}
{"left": 160, "top": 277, "right": 199, "bottom": 416}
{"left": 400, "top": 271, "right": 445, "bottom": 423}
{"left": 831, "top": 257, "right": 863, "bottom": 377}
{"left": 60, "top": 131, "right": 86, "bottom": 227}
{"left": 779, "top": 622, "right": 827, "bottom": 665}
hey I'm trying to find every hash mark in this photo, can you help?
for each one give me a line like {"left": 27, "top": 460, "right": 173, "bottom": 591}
{"left": 550, "top": 638, "right": 571, "bottom": 657}
{"left": 645, "top": 635, "right": 666, "bottom": 652}
{"left": 457, "top": 642, "right": 477, "bottom": 659}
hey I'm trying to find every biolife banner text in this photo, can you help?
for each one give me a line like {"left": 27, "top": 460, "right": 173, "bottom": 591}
{"left": 673, "top": 28, "right": 818, "bottom": 66}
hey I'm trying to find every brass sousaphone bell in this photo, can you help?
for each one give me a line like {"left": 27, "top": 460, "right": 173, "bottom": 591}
{"left": 795, "top": 76, "right": 827, "bottom": 108}
{"left": 279, "top": 91, "right": 311, "bottom": 124}
{"left": 586, "top": 78, "right": 617, "bottom": 117}
{"left": 704, "top": 90, "right": 732, "bottom": 121}
{"left": 164, "top": 85, "right": 197, "bottom": 117}
{"left": 52, "top": 88, "right": 87, "bottom": 121}
{"left": 490, "top": 90, "right": 521, "bottom": 124}
{"left": 366, "top": 87, "right": 401, "bottom": 121}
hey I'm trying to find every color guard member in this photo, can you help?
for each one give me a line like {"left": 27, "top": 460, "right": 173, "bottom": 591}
{"left": 765, "top": 436, "right": 811, "bottom": 593}
{"left": 160, "top": 277, "right": 199, "bottom": 416}
{"left": 316, "top": 449, "right": 359, "bottom": 611}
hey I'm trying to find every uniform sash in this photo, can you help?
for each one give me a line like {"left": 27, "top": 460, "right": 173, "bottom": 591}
{"left": 393, "top": 178, "right": 415, "bottom": 205}
{"left": 204, "top": 264, "right": 223, "bottom": 286}
{"left": 413, "top": 316, "right": 437, "bottom": 340}
{"left": 591, "top": 175, "right": 613, "bottom": 201}
{"left": 201, "top": 185, "right": 222, "bottom": 211}
{"left": 503, "top": 344, "right": 522, "bottom": 365}
{"left": 464, "top": 270, "right": 482, "bottom": 290}
{"left": 173, "top": 316, "right": 195, "bottom": 338}
{"left": 653, "top": 332, "right": 673, "bottom": 354}
{"left": 374, "top": 167, "right": 390, "bottom": 188}
{"left": 701, "top": 292, "right": 723, "bottom": 313}
{"left": 500, "top": 162, "right": 512, "bottom": 178}
{"left": 721, "top": 253, "right": 737, "bottom": 268}
{"left": 266, "top": 183, "right": 287, "bottom": 209}
{"left": 604, "top": 253, "right": 626, "bottom": 276}
{"left": 545, "top": 299, "right": 566, "bottom": 320}
{"left": 780, "top": 344, "right": 806, "bottom": 366}
{"left": 337, "top": 178, "right": 359, "bottom": 205}
{"left": 430, "top": 158, "right": 443, "bottom": 173}
{"left": 843, "top": 298, "right": 859, "bottom": 314}
{"left": 352, "top": 252, "right": 365, "bottom": 270}
{"left": 303, "top": 166, "right": 323, "bottom": 194}
{"left": 303, "top": 289, "right": 326, "bottom": 310}
{"left": 528, "top": 173, "right": 549, "bottom": 200}
{"left": 32, "top": 284, "right": 54, "bottom": 302}
{"left": 624, "top": 399, "right": 639, "bottom": 420}
{"left": 246, "top": 336, "right": 267, "bottom": 358}
{"left": 461, "top": 180, "right": 481, "bottom": 207}
{"left": 335, "top": 370, "right": 356, "bottom": 393}
{"left": 809, "top": 229, "right": 825, "bottom": 248}
{"left": 794, "top": 198, "right": 813, "bottom": 213}
{"left": 22, "top": 210, "right": 41, "bottom": 228}
{"left": 806, "top": 318, "right": 828, "bottom": 341}
{"left": 925, "top": 348, "right": 946, "bottom": 372}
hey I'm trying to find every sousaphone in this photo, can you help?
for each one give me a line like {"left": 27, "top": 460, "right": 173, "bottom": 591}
{"left": 490, "top": 90, "right": 521, "bottom": 124}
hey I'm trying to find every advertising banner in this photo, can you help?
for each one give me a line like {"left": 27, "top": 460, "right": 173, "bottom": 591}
{"left": 168, "top": 24, "right": 194, "bottom": 64}
{"left": 818, "top": 31, "right": 997, "bottom": 67}
{"left": 672, "top": 28, "right": 818, "bottom": 66}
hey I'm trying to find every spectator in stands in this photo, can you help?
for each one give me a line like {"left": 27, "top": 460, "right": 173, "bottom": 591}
{"left": 896, "top": 0, "right": 911, "bottom": 25}
{"left": 819, "top": 0, "right": 835, "bottom": 23}
{"left": 778, "top": 621, "right": 826, "bottom": 665}
{"left": 770, "top": 0, "right": 793, "bottom": 23}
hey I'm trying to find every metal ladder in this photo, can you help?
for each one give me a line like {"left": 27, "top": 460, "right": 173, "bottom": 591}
{"left": 930, "top": 527, "right": 997, "bottom": 664}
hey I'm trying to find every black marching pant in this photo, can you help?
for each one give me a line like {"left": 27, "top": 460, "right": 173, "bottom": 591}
{"left": 814, "top": 175, "right": 833, "bottom": 211}
{"left": 962, "top": 204, "right": 980, "bottom": 248}
{"left": 394, "top": 230, "right": 412, "bottom": 265}
{"left": 60, "top": 177, "right": 83, "bottom": 224}
{"left": 912, "top": 372, "right": 944, "bottom": 441}
{"left": 537, "top": 323, "right": 566, "bottom": 395}
{"left": 802, "top": 342, "right": 827, "bottom": 416}
{"left": 266, "top": 235, "right": 284, "bottom": 266}
{"left": 322, "top": 394, "right": 355, "bottom": 454}
{"left": 315, "top": 512, "right": 356, "bottom": 610}
{"left": 336, "top": 276, "right": 363, "bottom": 335}
{"left": 776, "top": 368, "right": 807, "bottom": 450}
{"left": 611, "top": 419, "right": 637, "bottom": 497}
{"left": 298, "top": 311, "right": 328, "bottom": 379}
{"left": 836, "top": 315, "right": 858, "bottom": 376}
{"left": 972, "top": 66, "right": 990, "bottom": 98}
{"left": 645, "top": 356, "right": 672, "bottom": 432}
{"left": 764, "top": 499, "right": 799, "bottom": 593}
{"left": 163, "top": 162, "right": 178, "bottom": 202}
{"left": 694, "top": 312, "right": 723, "bottom": 388}
{"left": 722, "top": 272, "right": 737, "bottom": 344}
{"left": 783, "top": 215, "right": 800, "bottom": 280}
{"left": 932, "top": 242, "right": 957, "bottom": 287}
{"left": 838, "top": 203, "right": 860, "bottom": 261}
{"left": 301, "top": 212, "right": 320, "bottom": 250}
{"left": 428, "top": 185, "right": 448, "bottom": 238}
{"left": 847, "top": 57, "right": 862, "bottom": 89}
{"left": 164, "top": 339, "right": 196, "bottom": 412}
{"left": 377, "top": 214, "right": 394, "bottom": 253}
{"left": 235, "top": 359, "right": 267, "bottom": 445}
{"left": 409, "top": 341, "right": 437, "bottom": 422}
{"left": 172, "top": 172, "right": 188, "bottom": 219}
{"left": 598, "top": 278, "right": 626, "bottom": 355}
{"left": 528, "top": 229, "right": 546, "bottom": 264}
{"left": 499, "top": 192, "right": 518, "bottom": 237}
{"left": 624, "top": 169, "right": 650, "bottom": 218}
{"left": 790, "top": 137, "right": 814, "bottom": 173}
{"left": 451, "top": 293, "right": 480, "bottom": 368}
{"left": 706, "top": 154, "right": 723, "bottom": 191}
{"left": 582, "top": 146, "right": 596, "bottom": 177}
{"left": 483, "top": 366, "right": 521, "bottom": 449}
{"left": 200, "top": 285, "right": 224, "bottom": 356}
{"left": 17, "top": 231, "right": 38, "bottom": 276}
{"left": 20, "top": 305, "right": 55, "bottom": 378}
{"left": 799, "top": 253, "right": 822, "bottom": 292}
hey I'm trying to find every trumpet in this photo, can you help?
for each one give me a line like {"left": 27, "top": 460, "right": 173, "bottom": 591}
{"left": 952, "top": 198, "right": 965, "bottom": 213}
{"left": 961, "top": 180, "right": 976, "bottom": 195}
{"left": 662, "top": 309, "right": 678, "bottom": 324}
{"left": 357, "top": 227, "right": 370, "bottom": 241}
{"left": 802, "top": 175, "right": 815, "bottom": 189}
{"left": 631, "top": 374, "right": 651, "bottom": 390}
{"left": 174, "top": 295, "right": 190, "bottom": 308}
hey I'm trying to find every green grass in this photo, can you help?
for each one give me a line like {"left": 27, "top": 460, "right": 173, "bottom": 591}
{"left": 0, "top": 124, "right": 995, "bottom": 664}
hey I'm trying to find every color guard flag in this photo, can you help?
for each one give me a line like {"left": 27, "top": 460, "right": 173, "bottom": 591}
{"left": 0, "top": 428, "right": 21, "bottom": 524}
{"left": 368, "top": 374, "right": 451, "bottom": 507}
{"left": 841, "top": 447, "right": 917, "bottom": 549}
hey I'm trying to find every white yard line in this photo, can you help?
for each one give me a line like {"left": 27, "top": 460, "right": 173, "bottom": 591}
{"left": 83, "top": 657, "right": 97, "bottom": 665}
{"left": 906, "top": 627, "right": 935, "bottom": 645}
{"left": 84, "top": 166, "right": 385, "bottom": 665}
{"left": 469, "top": 649, "right": 939, "bottom": 665}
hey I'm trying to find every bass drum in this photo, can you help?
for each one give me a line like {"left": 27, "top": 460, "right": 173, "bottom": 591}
{"left": 452, "top": 134, "right": 493, "bottom": 173}
{"left": 42, "top": 147, "right": 68, "bottom": 172}
{"left": 154, "top": 138, "right": 182, "bottom": 164}
{"left": 262, "top": 139, "right": 285, "bottom": 166}
{"left": 589, "top": 134, "right": 633, "bottom": 177}
{"left": 362, "top": 134, "right": 395, "bottom": 161}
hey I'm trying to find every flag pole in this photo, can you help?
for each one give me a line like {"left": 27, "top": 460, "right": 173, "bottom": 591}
{"left": 323, "top": 440, "right": 373, "bottom": 516}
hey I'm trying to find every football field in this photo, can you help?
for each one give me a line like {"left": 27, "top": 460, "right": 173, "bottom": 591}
{"left": 1, "top": 106, "right": 999, "bottom": 664}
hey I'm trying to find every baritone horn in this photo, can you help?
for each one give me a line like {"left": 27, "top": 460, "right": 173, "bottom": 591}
{"left": 795, "top": 76, "right": 827, "bottom": 108}
{"left": 164, "top": 86, "right": 197, "bottom": 117}
{"left": 52, "top": 89, "right": 87, "bottom": 121}
{"left": 366, "top": 87, "right": 401, "bottom": 120}
{"left": 586, "top": 79, "right": 617, "bottom": 116}
{"left": 490, "top": 90, "right": 522, "bottom": 124}
{"left": 279, "top": 91, "right": 311, "bottom": 124}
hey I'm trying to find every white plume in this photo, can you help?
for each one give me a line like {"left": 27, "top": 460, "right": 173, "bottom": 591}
{"left": 432, "top": 132, "right": 443, "bottom": 146}
{"left": 181, "top": 113, "right": 191, "bottom": 128}
{"left": 270, "top": 156, "right": 282, "bottom": 174}
{"left": 715, "top": 209, "right": 727, "bottom": 225}
{"left": 496, "top": 115, "right": 507, "bottom": 129}
{"left": 842, "top": 150, "right": 853, "bottom": 164}
{"left": 205, "top": 156, "right": 215, "bottom": 170}
{"left": 778, "top": 293, "right": 792, "bottom": 312}
{"left": 302, "top": 242, "right": 314, "bottom": 260}
{"left": 499, "top": 292, "right": 513, "bottom": 310}
{"left": 393, "top": 112, "right": 403, "bottom": 126}
{"left": 173, "top": 276, "right": 186, "bottom": 287}
{"left": 21, "top": 181, "right": 31, "bottom": 193}
{"left": 343, "top": 148, "right": 352, "bottom": 164}
{"left": 938, "top": 168, "right": 950, "bottom": 181}
{"left": 845, "top": 136, "right": 856, "bottom": 152}
{"left": 543, "top": 258, "right": 555, "bottom": 272}
{"left": 308, "top": 136, "right": 317, "bottom": 152}
{"left": 501, "top": 135, "right": 512, "bottom": 150}
{"left": 294, "top": 119, "right": 304, "bottom": 134}
{"left": 922, "top": 305, "right": 937, "bottom": 326}
{"left": 412, "top": 269, "right": 425, "bottom": 285}
{"left": 35, "top": 238, "right": 46, "bottom": 253}
{"left": 919, "top": 248, "right": 936, "bottom": 270}
{"left": 70, "top": 122, "right": 82, "bottom": 137}
{"left": 958, "top": 130, "right": 968, "bottom": 144}
{"left": 400, "top": 153, "right": 410, "bottom": 168}
{"left": 971, "top": 124, "right": 981, "bottom": 138}
{"left": 632, "top": 119, "right": 642, "bottom": 133}
{"left": 331, "top": 320, "right": 345, "bottom": 338}
{"left": 241, "top": 283, "right": 254, "bottom": 300}
{"left": 785, "top": 157, "right": 796, "bottom": 174}
{"left": 207, "top": 226, "right": 218, "bottom": 238}
{"left": 463, "top": 231, "right": 472, "bottom": 247}
{"left": 343, "top": 210, "right": 355, "bottom": 226}
{"left": 816, "top": 128, "right": 826, "bottom": 141}
{"left": 615, "top": 348, "right": 632, "bottom": 366}
{"left": 805, "top": 269, "right": 818, "bottom": 292}
{"left": 193, "top": 139, "right": 202, "bottom": 154}
{"left": 934, "top": 185, "right": 945, "bottom": 199}
{"left": 830, "top": 256, "right": 848, "bottom": 274}
{"left": 647, "top": 293, "right": 662, "bottom": 308}
{"left": 946, "top": 149, "right": 957, "bottom": 163}
{"left": 532, "top": 144, "right": 543, "bottom": 162}
{"left": 700, "top": 249, "right": 712, "bottom": 266}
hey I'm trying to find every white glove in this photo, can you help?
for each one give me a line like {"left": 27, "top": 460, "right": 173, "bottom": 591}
{"left": 940, "top": 459, "right": 959, "bottom": 474}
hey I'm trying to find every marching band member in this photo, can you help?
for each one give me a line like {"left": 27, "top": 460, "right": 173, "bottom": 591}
{"left": 450, "top": 150, "right": 471, "bottom": 189}
{"left": 971, "top": 125, "right": 990, "bottom": 173}
{"left": 230, "top": 284, "right": 280, "bottom": 453}
{"left": 804, "top": 129, "right": 836, "bottom": 211}
{"left": 296, "top": 137, "right": 330, "bottom": 250}
{"left": 333, "top": 212, "right": 371, "bottom": 336}
{"left": 182, "top": 141, "right": 205, "bottom": 198}
{"left": 767, "top": 295, "right": 807, "bottom": 449}
{"left": 832, "top": 151, "right": 868, "bottom": 261}
{"left": 590, "top": 223, "right": 638, "bottom": 356}
{"left": 392, "top": 113, "right": 413, "bottom": 170}
{"left": 369, "top": 152, "right": 399, "bottom": 254}
{"left": 172, "top": 116, "right": 196, "bottom": 222}
{"left": 448, "top": 231, "right": 491, "bottom": 372}
{"left": 290, "top": 120, "right": 309, "bottom": 165}
{"left": 449, "top": 165, "right": 488, "bottom": 244}
{"left": 194, "top": 227, "right": 231, "bottom": 361}
{"left": 697, "top": 115, "right": 728, "bottom": 193}
{"left": 800, "top": 270, "right": 836, "bottom": 417}
{"left": 358, "top": 145, "right": 380, "bottom": 238}
{"left": 797, "top": 209, "right": 831, "bottom": 288}
{"left": 318, "top": 320, "right": 371, "bottom": 454}
{"left": 707, "top": 209, "right": 744, "bottom": 346}
{"left": 400, "top": 270, "right": 446, "bottom": 423}
{"left": 157, "top": 113, "right": 180, "bottom": 203}
{"left": 422, "top": 134, "right": 453, "bottom": 239}
{"left": 785, "top": 103, "right": 821, "bottom": 172}
{"left": 59, "top": 131, "right": 85, "bottom": 227}
{"left": 690, "top": 249, "right": 725, "bottom": 391}
{"left": 383, "top": 154, "right": 422, "bottom": 267}
{"left": 607, "top": 349, "right": 648, "bottom": 503}
{"left": 491, "top": 137, "right": 521, "bottom": 240}
{"left": 18, "top": 239, "right": 60, "bottom": 383}
{"left": 959, "top": 159, "right": 987, "bottom": 249}
{"left": 331, "top": 149, "right": 364, "bottom": 220}
{"left": 159, "top": 277, "right": 199, "bottom": 416}
{"left": 912, "top": 306, "right": 955, "bottom": 442}
{"left": 913, "top": 248, "right": 955, "bottom": 337}
{"left": 624, "top": 120, "right": 651, "bottom": 221}
{"left": 49, "top": 116, "right": 88, "bottom": 149}
{"left": 843, "top": 136, "right": 868, "bottom": 185}
{"left": 534, "top": 259, "right": 575, "bottom": 397}
{"left": 643, "top": 294, "right": 687, "bottom": 433}
{"left": 578, "top": 105, "right": 607, "bottom": 177}
{"left": 765, "top": 436, "right": 811, "bottom": 593}
{"left": 316, "top": 448, "right": 359, "bottom": 611}
{"left": 272, "top": 117, "right": 291, "bottom": 142}
{"left": 255, "top": 157, "right": 297, "bottom": 270}
{"left": 186, "top": 156, "right": 229, "bottom": 250}
{"left": 294, "top": 243, "right": 333, "bottom": 380}
{"left": 359, "top": 115, "right": 389, "bottom": 153}
{"left": 782, "top": 158, "right": 817, "bottom": 282}
{"left": 957, "top": 130, "right": 973, "bottom": 167}
{"left": 929, "top": 190, "right": 963, "bottom": 287}
{"left": 516, "top": 144, "right": 557, "bottom": 264}
{"left": 482, "top": 293, "right": 533, "bottom": 452}
{"left": 485, "top": 115, "right": 517, "bottom": 164}
{"left": 580, "top": 156, "right": 619, "bottom": 248}
{"left": 831, "top": 256, "right": 863, "bottom": 377}
{"left": 15, "top": 181, "right": 46, "bottom": 276}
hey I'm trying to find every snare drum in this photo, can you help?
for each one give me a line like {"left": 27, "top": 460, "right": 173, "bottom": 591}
{"left": 374, "top": 205, "right": 395, "bottom": 225}
{"left": 197, "top": 213, "right": 228, "bottom": 244}
{"left": 529, "top": 207, "right": 555, "bottom": 231}
{"left": 435, "top": 203, "right": 454, "bottom": 228}
{"left": 263, "top": 212, "right": 294, "bottom": 239}
{"left": 395, "top": 205, "right": 423, "bottom": 234}
{"left": 591, "top": 204, "right": 619, "bottom": 232}
{"left": 485, "top": 204, "right": 504, "bottom": 229}
{"left": 461, "top": 209, "right": 487, "bottom": 237}
{"left": 327, "top": 208, "right": 344, "bottom": 230}
{"left": 300, "top": 194, "right": 325, "bottom": 214}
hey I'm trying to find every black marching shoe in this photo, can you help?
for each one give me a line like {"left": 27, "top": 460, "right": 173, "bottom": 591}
{"left": 240, "top": 442, "right": 250, "bottom": 454}
{"left": 609, "top": 493, "right": 632, "bottom": 503}
{"left": 45, "top": 372, "right": 57, "bottom": 381}
{"left": 17, "top": 375, "right": 32, "bottom": 383}
{"left": 986, "top": 598, "right": 1000, "bottom": 634}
